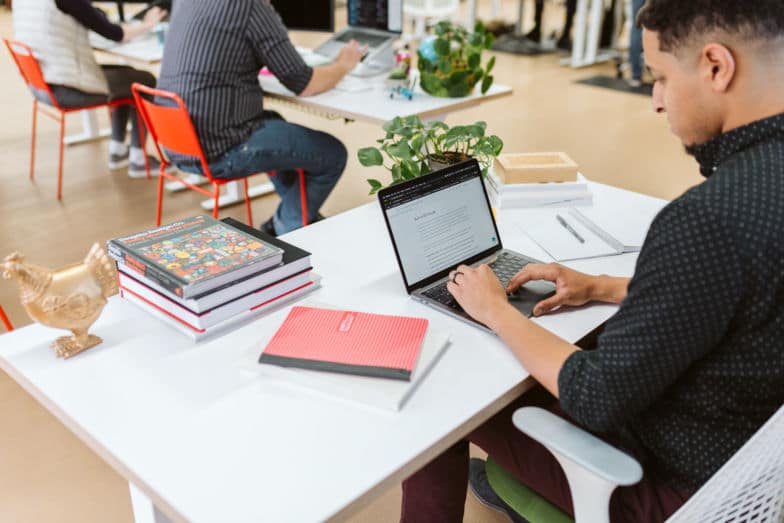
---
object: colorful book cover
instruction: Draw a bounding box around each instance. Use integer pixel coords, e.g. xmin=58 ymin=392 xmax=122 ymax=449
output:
xmin=108 ymin=215 xmax=283 ymax=297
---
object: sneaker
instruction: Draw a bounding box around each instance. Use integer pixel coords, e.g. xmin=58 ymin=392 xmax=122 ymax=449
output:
xmin=627 ymin=78 xmax=643 ymax=88
xmin=128 ymin=156 xmax=165 ymax=179
xmin=260 ymin=217 xmax=277 ymax=237
xmin=108 ymin=151 xmax=129 ymax=170
xmin=468 ymin=458 xmax=530 ymax=523
xmin=525 ymin=28 xmax=541 ymax=43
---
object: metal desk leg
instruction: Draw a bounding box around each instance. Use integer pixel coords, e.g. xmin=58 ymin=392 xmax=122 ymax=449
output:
xmin=199 ymin=180 xmax=276 ymax=211
xmin=566 ymin=0 xmax=619 ymax=68
xmin=128 ymin=483 xmax=173 ymax=523
xmin=63 ymin=110 xmax=111 ymax=146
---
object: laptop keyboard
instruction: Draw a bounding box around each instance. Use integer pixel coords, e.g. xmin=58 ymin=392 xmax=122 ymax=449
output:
xmin=422 ymin=252 xmax=530 ymax=310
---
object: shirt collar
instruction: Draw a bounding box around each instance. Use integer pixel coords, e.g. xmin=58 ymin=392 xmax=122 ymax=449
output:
xmin=687 ymin=112 xmax=784 ymax=178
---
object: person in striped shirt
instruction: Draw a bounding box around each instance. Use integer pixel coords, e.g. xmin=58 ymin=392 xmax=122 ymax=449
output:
xmin=158 ymin=0 xmax=364 ymax=235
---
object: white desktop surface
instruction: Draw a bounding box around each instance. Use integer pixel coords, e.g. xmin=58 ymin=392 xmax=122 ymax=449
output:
xmin=0 ymin=181 xmax=665 ymax=522
xmin=259 ymin=73 xmax=514 ymax=125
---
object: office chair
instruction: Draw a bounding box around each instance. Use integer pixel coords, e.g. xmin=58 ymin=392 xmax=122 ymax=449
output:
xmin=3 ymin=39 xmax=149 ymax=200
xmin=481 ymin=403 xmax=784 ymax=522
xmin=131 ymin=83 xmax=309 ymax=228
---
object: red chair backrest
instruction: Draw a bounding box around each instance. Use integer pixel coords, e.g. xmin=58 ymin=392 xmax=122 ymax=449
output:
xmin=3 ymin=38 xmax=58 ymax=108
xmin=131 ymin=83 xmax=214 ymax=181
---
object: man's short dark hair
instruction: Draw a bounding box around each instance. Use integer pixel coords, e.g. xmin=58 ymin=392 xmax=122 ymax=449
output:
xmin=637 ymin=0 xmax=784 ymax=53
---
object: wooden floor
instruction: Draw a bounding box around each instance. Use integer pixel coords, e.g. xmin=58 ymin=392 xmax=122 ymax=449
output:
xmin=0 ymin=2 xmax=702 ymax=522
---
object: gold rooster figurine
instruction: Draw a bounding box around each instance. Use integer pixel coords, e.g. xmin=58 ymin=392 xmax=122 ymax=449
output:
xmin=3 ymin=243 xmax=118 ymax=358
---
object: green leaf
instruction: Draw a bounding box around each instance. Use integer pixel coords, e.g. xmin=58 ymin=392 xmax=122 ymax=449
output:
xmin=486 ymin=55 xmax=496 ymax=73
xmin=447 ymin=70 xmax=469 ymax=87
xmin=390 ymin=164 xmax=403 ymax=182
xmin=410 ymin=133 xmax=425 ymax=155
xmin=481 ymin=74 xmax=494 ymax=94
xmin=469 ymin=33 xmax=484 ymax=47
xmin=382 ymin=116 xmax=403 ymax=133
xmin=488 ymin=135 xmax=504 ymax=155
xmin=474 ymin=20 xmax=485 ymax=34
xmin=484 ymin=33 xmax=495 ymax=49
xmin=357 ymin=147 xmax=384 ymax=167
xmin=387 ymin=141 xmax=414 ymax=161
xmin=400 ymin=159 xmax=421 ymax=180
xmin=420 ymin=73 xmax=449 ymax=96
xmin=437 ymin=59 xmax=452 ymax=75
xmin=367 ymin=179 xmax=383 ymax=195
xmin=467 ymin=52 xmax=480 ymax=69
xmin=448 ymin=83 xmax=472 ymax=97
xmin=434 ymin=38 xmax=450 ymax=56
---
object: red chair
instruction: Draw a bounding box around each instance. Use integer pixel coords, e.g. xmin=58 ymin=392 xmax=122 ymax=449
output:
xmin=131 ymin=83 xmax=309 ymax=228
xmin=3 ymin=38 xmax=149 ymax=200
xmin=0 ymin=305 xmax=13 ymax=332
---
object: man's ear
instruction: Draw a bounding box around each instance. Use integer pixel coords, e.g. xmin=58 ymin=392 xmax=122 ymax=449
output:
xmin=701 ymin=43 xmax=736 ymax=93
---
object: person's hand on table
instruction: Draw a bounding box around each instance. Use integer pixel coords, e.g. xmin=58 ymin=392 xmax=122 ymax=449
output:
xmin=447 ymin=264 xmax=511 ymax=327
xmin=335 ymin=40 xmax=367 ymax=74
xmin=142 ymin=6 xmax=168 ymax=29
xmin=507 ymin=263 xmax=596 ymax=316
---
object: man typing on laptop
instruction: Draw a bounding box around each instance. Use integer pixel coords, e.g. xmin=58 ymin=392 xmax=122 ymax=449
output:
xmin=401 ymin=1 xmax=784 ymax=521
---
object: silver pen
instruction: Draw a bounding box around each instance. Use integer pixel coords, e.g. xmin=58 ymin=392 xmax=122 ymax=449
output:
xmin=556 ymin=214 xmax=585 ymax=243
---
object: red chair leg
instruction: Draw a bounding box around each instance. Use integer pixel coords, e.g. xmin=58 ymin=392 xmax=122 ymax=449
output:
xmin=136 ymin=107 xmax=151 ymax=180
xmin=57 ymin=114 xmax=65 ymax=200
xmin=212 ymin=183 xmax=220 ymax=219
xmin=155 ymin=165 xmax=166 ymax=226
xmin=297 ymin=169 xmax=308 ymax=226
xmin=30 ymin=99 xmax=37 ymax=180
xmin=243 ymin=178 xmax=253 ymax=226
xmin=0 ymin=306 xmax=12 ymax=332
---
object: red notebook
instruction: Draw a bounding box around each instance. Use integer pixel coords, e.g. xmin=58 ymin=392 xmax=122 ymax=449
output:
xmin=258 ymin=306 xmax=429 ymax=381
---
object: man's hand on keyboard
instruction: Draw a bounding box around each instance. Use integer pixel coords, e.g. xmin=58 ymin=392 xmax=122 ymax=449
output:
xmin=335 ymin=40 xmax=368 ymax=74
xmin=447 ymin=264 xmax=509 ymax=327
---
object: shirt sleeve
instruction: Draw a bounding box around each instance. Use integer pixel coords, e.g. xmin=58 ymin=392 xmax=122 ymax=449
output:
xmin=557 ymin=192 xmax=746 ymax=433
xmin=55 ymin=0 xmax=124 ymax=42
xmin=248 ymin=1 xmax=313 ymax=95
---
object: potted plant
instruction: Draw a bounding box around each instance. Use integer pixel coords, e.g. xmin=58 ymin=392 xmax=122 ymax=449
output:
xmin=417 ymin=21 xmax=497 ymax=98
xmin=358 ymin=115 xmax=504 ymax=194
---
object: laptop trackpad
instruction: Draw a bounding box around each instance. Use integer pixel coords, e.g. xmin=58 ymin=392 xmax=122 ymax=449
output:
xmin=508 ymin=280 xmax=556 ymax=317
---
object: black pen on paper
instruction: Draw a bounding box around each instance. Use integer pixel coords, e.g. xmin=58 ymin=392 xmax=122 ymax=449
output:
xmin=556 ymin=214 xmax=585 ymax=243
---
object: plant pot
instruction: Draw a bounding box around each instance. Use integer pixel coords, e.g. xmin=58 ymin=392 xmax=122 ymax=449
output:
xmin=427 ymin=152 xmax=471 ymax=172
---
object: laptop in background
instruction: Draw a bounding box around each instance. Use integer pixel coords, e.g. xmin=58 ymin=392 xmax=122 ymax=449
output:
xmin=314 ymin=0 xmax=402 ymax=77
xmin=378 ymin=160 xmax=556 ymax=332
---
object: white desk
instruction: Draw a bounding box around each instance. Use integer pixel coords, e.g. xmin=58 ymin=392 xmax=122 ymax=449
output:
xmin=259 ymin=74 xmax=513 ymax=126
xmin=0 ymin=181 xmax=665 ymax=522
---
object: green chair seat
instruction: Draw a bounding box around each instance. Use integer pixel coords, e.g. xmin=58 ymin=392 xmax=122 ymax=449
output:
xmin=485 ymin=457 xmax=573 ymax=523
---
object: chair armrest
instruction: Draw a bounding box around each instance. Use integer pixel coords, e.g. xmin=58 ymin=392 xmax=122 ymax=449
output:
xmin=513 ymin=407 xmax=643 ymax=487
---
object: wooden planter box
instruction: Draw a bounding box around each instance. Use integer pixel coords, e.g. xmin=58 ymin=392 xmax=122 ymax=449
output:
xmin=494 ymin=152 xmax=578 ymax=184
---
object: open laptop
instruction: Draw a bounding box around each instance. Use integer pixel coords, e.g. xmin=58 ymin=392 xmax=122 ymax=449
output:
xmin=378 ymin=159 xmax=557 ymax=332
xmin=314 ymin=0 xmax=402 ymax=77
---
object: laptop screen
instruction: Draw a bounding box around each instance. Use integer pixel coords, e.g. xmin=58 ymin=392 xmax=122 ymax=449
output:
xmin=348 ymin=0 xmax=403 ymax=33
xmin=378 ymin=160 xmax=502 ymax=292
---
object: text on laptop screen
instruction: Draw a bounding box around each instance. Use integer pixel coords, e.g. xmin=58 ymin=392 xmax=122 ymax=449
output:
xmin=382 ymin=163 xmax=500 ymax=287
xmin=348 ymin=0 xmax=402 ymax=33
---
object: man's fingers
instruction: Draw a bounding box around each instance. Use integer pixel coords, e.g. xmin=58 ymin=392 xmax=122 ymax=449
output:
xmin=507 ymin=263 xmax=559 ymax=291
xmin=533 ymin=294 xmax=564 ymax=316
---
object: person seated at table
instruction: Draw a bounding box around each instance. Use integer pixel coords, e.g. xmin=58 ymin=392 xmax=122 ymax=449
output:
xmin=401 ymin=1 xmax=784 ymax=521
xmin=12 ymin=0 xmax=166 ymax=178
xmin=526 ymin=0 xmax=578 ymax=51
xmin=157 ymin=0 xmax=364 ymax=236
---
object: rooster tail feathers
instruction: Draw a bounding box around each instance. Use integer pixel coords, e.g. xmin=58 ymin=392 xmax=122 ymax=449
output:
xmin=85 ymin=243 xmax=118 ymax=298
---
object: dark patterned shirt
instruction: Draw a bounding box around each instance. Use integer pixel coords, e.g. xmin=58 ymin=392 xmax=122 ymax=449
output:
xmin=157 ymin=0 xmax=313 ymax=163
xmin=55 ymin=0 xmax=123 ymax=41
xmin=558 ymin=113 xmax=784 ymax=492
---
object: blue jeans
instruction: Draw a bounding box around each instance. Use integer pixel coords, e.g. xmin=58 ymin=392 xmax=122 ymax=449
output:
xmin=630 ymin=0 xmax=646 ymax=81
xmin=178 ymin=112 xmax=347 ymax=234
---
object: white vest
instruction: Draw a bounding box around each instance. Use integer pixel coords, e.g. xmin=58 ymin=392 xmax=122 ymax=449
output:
xmin=13 ymin=0 xmax=109 ymax=95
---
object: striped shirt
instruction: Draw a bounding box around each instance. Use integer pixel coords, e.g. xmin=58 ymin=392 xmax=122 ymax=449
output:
xmin=157 ymin=0 xmax=313 ymax=163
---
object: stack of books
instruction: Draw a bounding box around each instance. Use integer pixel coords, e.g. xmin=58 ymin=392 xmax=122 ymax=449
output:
xmin=484 ymin=170 xmax=594 ymax=209
xmin=107 ymin=215 xmax=318 ymax=340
